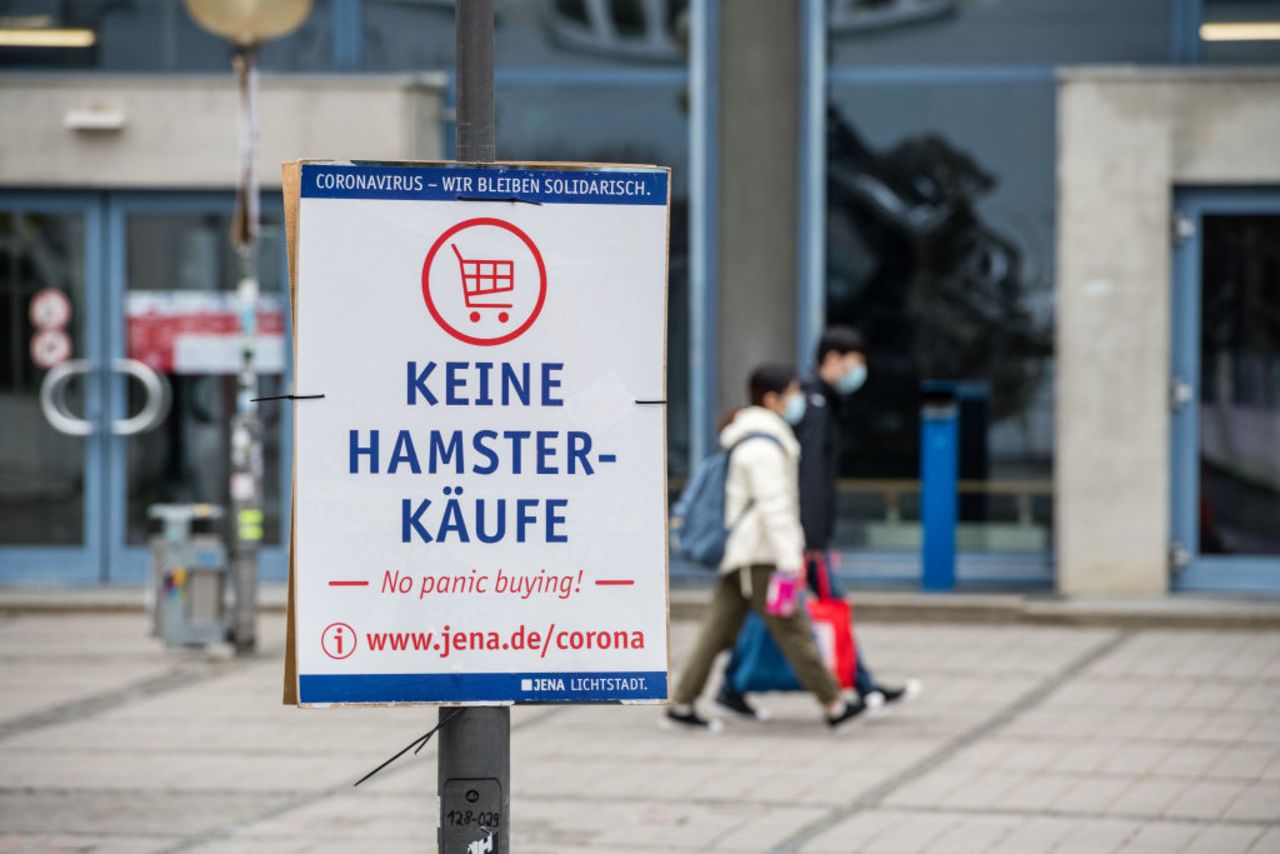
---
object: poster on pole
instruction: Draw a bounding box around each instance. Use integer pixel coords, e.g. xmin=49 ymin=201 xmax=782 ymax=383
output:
xmin=282 ymin=160 xmax=671 ymax=706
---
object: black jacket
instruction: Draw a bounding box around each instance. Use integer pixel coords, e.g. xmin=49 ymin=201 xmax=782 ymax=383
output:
xmin=796 ymin=375 xmax=841 ymax=550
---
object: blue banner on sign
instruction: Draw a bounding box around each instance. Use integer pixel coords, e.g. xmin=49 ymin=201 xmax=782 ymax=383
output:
xmin=301 ymin=164 xmax=668 ymax=206
xmin=299 ymin=671 xmax=668 ymax=704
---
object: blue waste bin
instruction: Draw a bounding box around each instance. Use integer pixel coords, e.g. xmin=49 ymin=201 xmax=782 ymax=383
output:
xmin=920 ymin=386 xmax=958 ymax=591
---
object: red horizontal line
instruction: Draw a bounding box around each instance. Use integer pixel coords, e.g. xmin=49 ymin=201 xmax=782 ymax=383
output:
xmin=594 ymin=579 xmax=634 ymax=586
xmin=328 ymin=580 xmax=369 ymax=587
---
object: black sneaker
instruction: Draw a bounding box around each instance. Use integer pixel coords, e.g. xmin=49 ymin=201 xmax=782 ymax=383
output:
xmin=663 ymin=706 xmax=723 ymax=733
xmin=874 ymin=679 xmax=922 ymax=704
xmin=714 ymin=689 xmax=770 ymax=722
xmin=825 ymin=699 xmax=866 ymax=731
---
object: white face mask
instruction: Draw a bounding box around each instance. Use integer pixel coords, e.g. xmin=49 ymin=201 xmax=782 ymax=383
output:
xmin=836 ymin=362 xmax=867 ymax=395
xmin=782 ymin=392 xmax=807 ymax=425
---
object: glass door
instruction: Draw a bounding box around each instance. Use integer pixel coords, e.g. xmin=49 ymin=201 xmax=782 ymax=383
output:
xmin=0 ymin=195 xmax=105 ymax=583
xmin=1172 ymin=189 xmax=1280 ymax=592
xmin=105 ymin=195 xmax=291 ymax=582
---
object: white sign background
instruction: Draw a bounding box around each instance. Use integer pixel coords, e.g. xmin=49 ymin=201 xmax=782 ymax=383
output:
xmin=293 ymin=163 xmax=670 ymax=706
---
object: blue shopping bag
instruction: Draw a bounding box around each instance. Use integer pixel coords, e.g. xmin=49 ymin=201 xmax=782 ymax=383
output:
xmin=728 ymin=611 xmax=803 ymax=694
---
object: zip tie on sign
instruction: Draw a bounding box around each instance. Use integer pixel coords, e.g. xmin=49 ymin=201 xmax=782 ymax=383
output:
xmin=454 ymin=195 xmax=542 ymax=206
xmin=634 ymin=399 xmax=666 ymax=405
xmin=250 ymin=394 xmax=327 ymax=402
xmin=353 ymin=709 xmax=464 ymax=787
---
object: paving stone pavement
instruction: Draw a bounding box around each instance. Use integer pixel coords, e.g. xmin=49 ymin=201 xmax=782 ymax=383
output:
xmin=1 ymin=612 xmax=1278 ymax=852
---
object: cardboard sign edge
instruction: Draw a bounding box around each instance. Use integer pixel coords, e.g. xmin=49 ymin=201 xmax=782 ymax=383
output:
xmin=282 ymin=159 xmax=302 ymax=706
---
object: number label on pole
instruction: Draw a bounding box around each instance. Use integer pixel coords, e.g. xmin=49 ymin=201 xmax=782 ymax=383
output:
xmin=284 ymin=160 xmax=671 ymax=706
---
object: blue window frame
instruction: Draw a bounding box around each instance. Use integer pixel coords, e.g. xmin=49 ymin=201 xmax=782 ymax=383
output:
xmin=1171 ymin=187 xmax=1280 ymax=593
xmin=810 ymin=3 xmax=1067 ymax=589
xmin=0 ymin=192 xmax=106 ymax=584
xmin=0 ymin=191 xmax=292 ymax=586
xmin=104 ymin=192 xmax=293 ymax=585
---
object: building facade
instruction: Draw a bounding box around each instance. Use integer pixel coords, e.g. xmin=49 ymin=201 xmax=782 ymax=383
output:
xmin=0 ymin=0 xmax=1276 ymax=594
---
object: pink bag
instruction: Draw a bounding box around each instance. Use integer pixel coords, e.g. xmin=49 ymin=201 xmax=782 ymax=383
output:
xmin=764 ymin=571 xmax=799 ymax=617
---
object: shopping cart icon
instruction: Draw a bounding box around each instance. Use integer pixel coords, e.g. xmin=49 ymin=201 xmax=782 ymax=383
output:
xmin=452 ymin=244 xmax=514 ymax=323
xmin=422 ymin=217 xmax=546 ymax=346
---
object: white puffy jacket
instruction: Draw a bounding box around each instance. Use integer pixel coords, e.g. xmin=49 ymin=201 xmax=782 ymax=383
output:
xmin=719 ymin=406 xmax=805 ymax=578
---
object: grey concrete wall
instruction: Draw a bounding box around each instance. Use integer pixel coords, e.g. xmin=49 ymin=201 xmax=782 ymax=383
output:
xmin=0 ymin=74 xmax=446 ymax=188
xmin=1056 ymin=67 xmax=1280 ymax=595
xmin=715 ymin=0 xmax=799 ymax=411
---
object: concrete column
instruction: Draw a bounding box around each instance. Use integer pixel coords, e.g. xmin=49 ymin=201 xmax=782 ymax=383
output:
xmin=1056 ymin=74 xmax=1175 ymax=596
xmin=715 ymin=0 xmax=800 ymax=412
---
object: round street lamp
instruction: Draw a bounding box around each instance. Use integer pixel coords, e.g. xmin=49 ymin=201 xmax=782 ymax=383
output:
xmin=185 ymin=0 xmax=313 ymax=46
xmin=185 ymin=0 xmax=313 ymax=655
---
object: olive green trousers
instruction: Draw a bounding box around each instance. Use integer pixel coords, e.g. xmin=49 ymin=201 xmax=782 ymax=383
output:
xmin=672 ymin=564 xmax=840 ymax=707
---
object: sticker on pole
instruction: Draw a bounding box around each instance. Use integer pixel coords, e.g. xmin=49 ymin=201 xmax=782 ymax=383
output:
xmin=288 ymin=161 xmax=671 ymax=706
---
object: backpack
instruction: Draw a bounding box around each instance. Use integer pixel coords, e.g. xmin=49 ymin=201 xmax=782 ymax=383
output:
xmin=671 ymin=433 xmax=783 ymax=568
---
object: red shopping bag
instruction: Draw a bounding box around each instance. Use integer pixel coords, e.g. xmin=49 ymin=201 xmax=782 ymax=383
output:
xmin=807 ymin=556 xmax=857 ymax=690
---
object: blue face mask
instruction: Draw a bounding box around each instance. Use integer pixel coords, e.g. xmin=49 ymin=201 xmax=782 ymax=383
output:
xmin=782 ymin=393 xmax=807 ymax=425
xmin=836 ymin=362 xmax=867 ymax=395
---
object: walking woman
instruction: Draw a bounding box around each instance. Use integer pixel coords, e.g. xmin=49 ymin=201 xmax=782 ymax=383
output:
xmin=666 ymin=363 xmax=865 ymax=732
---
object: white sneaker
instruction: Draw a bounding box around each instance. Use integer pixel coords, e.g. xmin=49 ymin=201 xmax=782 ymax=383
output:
xmin=862 ymin=690 xmax=888 ymax=717
xmin=874 ymin=679 xmax=922 ymax=706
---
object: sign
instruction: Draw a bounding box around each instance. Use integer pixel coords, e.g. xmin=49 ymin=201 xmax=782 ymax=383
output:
xmin=29 ymin=288 xmax=73 ymax=368
xmin=29 ymin=288 xmax=72 ymax=330
xmin=31 ymin=329 xmax=72 ymax=369
xmin=126 ymin=292 xmax=286 ymax=374
xmin=287 ymin=161 xmax=671 ymax=706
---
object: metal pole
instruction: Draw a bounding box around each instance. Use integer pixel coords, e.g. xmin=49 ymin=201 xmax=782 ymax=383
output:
xmin=440 ymin=4 xmax=508 ymax=853
xmin=796 ymin=0 xmax=827 ymax=368
xmin=229 ymin=46 xmax=263 ymax=655
xmin=687 ymin=0 xmax=718 ymax=467
xmin=455 ymin=0 xmax=495 ymax=164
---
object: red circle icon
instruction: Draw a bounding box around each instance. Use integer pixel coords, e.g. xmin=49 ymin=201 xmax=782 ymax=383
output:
xmin=29 ymin=288 xmax=72 ymax=330
xmin=31 ymin=329 xmax=73 ymax=369
xmin=421 ymin=217 xmax=547 ymax=347
xmin=320 ymin=622 xmax=356 ymax=660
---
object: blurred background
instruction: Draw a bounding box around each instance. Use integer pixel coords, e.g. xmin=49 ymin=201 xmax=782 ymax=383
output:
xmin=0 ymin=0 xmax=1277 ymax=599
xmin=1 ymin=6 xmax=1279 ymax=854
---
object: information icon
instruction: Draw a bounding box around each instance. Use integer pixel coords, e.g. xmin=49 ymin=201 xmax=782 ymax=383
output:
xmin=320 ymin=622 xmax=356 ymax=660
